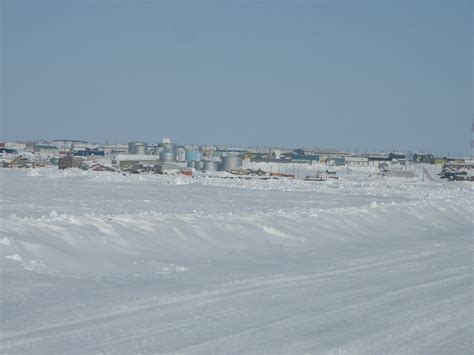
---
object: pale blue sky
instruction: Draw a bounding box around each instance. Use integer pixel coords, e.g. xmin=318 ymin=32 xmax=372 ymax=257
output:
xmin=1 ymin=0 xmax=472 ymax=155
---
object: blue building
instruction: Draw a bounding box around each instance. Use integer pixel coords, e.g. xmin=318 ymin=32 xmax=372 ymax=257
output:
xmin=74 ymin=149 xmax=105 ymax=157
xmin=292 ymin=154 xmax=320 ymax=162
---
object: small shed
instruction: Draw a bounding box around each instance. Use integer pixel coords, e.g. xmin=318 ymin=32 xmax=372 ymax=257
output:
xmin=58 ymin=156 xmax=83 ymax=169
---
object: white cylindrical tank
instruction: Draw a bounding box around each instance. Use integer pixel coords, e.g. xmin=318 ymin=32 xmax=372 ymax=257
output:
xmin=159 ymin=150 xmax=176 ymax=162
xmin=176 ymin=147 xmax=186 ymax=162
xmin=203 ymin=160 xmax=218 ymax=172
xmin=133 ymin=143 xmax=148 ymax=155
xmin=221 ymin=155 xmax=242 ymax=171
xmin=194 ymin=161 xmax=204 ymax=170
xmin=128 ymin=142 xmax=142 ymax=154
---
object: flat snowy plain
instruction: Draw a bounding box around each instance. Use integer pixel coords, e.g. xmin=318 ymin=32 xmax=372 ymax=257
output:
xmin=1 ymin=164 xmax=472 ymax=354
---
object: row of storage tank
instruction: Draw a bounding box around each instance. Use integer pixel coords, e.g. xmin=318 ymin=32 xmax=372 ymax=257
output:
xmin=128 ymin=142 xmax=183 ymax=162
xmin=187 ymin=155 xmax=243 ymax=172
xmin=128 ymin=142 xmax=178 ymax=156
xmin=127 ymin=142 xmax=242 ymax=171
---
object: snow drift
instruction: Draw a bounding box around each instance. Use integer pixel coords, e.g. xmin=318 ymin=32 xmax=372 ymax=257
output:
xmin=1 ymin=167 xmax=472 ymax=353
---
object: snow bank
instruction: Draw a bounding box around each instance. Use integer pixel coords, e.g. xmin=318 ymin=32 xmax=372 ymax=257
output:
xmin=1 ymin=167 xmax=471 ymax=278
xmin=1 ymin=167 xmax=472 ymax=353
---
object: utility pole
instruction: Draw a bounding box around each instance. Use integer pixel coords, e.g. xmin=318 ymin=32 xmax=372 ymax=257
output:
xmin=421 ymin=149 xmax=424 ymax=182
xmin=471 ymin=120 xmax=474 ymax=161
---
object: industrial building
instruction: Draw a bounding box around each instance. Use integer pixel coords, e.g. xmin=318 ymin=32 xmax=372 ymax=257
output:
xmin=33 ymin=144 xmax=59 ymax=159
xmin=103 ymin=143 xmax=129 ymax=154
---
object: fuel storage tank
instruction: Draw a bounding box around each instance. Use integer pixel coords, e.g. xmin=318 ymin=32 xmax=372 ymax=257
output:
xmin=159 ymin=150 xmax=176 ymax=162
xmin=128 ymin=142 xmax=144 ymax=154
xmin=185 ymin=150 xmax=201 ymax=162
xmin=176 ymin=147 xmax=186 ymax=162
xmin=194 ymin=161 xmax=204 ymax=170
xmin=203 ymin=160 xmax=218 ymax=172
xmin=133 ymin=143 xmax=148 ymax=155
xmin=221 ymin=155 xmax=242 ymax=171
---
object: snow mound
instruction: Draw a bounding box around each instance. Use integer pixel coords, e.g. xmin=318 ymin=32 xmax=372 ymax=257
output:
xmin=1 ymin=167 xmax=472 ymax=354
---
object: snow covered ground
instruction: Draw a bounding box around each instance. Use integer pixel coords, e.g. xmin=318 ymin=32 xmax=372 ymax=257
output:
xmin=1 ymin=165 xmax=472 ymax=353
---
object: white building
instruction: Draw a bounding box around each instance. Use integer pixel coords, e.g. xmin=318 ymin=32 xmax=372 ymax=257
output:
xmin=4 ymin=142 xmax=27 ymax=151
xmin=103 ymin=144 xmax=128 ymax=154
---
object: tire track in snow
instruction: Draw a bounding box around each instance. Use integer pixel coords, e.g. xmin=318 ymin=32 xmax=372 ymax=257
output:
xmin=2 ymin=249 xmax=470 ymax=352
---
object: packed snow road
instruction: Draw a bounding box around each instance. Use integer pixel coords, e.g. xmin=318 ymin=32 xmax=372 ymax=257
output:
xmin=0 ymin=166 xmax=472 ymax=353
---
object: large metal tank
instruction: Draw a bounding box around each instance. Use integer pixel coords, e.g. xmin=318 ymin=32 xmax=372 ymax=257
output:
xmin=194 ymin=161 xmax=204 ymax=170
xmin=176 ymin=147 xmax=186 ymax=162
xmin=133 ymin=143 xmax=148 ymax=155
xmin=153 ymin=146 xmax=164 ymax=156
xmin=221 ymin=155 xmax=242 ymax=171
xmin=185 ymin=150 xmax=201 ymax=162
xmin=203 ymin=160 xmax=218 ymax=172
xmin=159 ymin=150 xmax=176 ymax=162
xmin=128 ymin=142 xmax=140 ymax=154
xmin=186 ymin=160 xmax=196 ymax=168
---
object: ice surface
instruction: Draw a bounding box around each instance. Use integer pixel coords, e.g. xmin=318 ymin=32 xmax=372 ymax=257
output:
xmin=0 ymin=166 xmax=472 ymax=353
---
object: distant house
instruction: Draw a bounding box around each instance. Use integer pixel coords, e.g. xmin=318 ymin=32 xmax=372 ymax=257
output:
xmin=443 ymin=161 xmax=474 ymax=170
xmin=292 ymin=153 xmax=320 ymax=162
xmin=73 ymin=149 xmax=105 ymax=157
xmin=0 ymin=148 xmax=17 ymax=154
xmin=103 ymin=144 xmax=128 ymax=154
xmin=58 ymin=156 xmax=83 ymax=169
xmin=34 ymin=144 xmax=59 ymax=158
xmin=413 ymin=154 xmax=434 ymax=164
xmin=389 ymin=153 xmax=406 ymax=160
xmin=345 ymin=156 xmax=371 ymax=166
xmin=327 ymin=157 xmax=346 ymax=166
xmin=154 ymin=162 xmax=180 ymax=174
